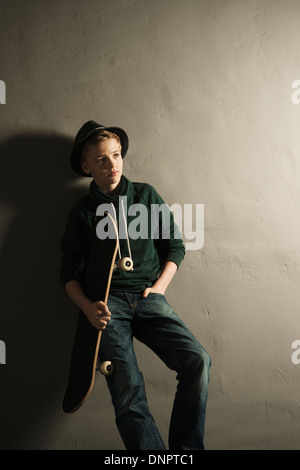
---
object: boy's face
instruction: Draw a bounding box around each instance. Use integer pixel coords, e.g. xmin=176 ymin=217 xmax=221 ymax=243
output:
xmin=81 ymin=138 xmax=123 ymax=193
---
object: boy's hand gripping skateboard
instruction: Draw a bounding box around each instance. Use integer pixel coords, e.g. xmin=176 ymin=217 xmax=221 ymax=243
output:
xmin=63 ymin=212 xmax=132 ymax=414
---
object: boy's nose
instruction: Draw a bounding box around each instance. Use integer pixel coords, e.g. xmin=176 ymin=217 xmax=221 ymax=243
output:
xmin=108 ymin=157 xmax=116 ymax=167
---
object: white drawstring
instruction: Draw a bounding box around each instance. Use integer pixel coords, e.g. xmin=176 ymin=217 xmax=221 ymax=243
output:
xmin=110 ymin=201 xmax=133 ymax=265
xmin=120 ymin=199 xmax=133 ymax=262
xmin=110 ymin=203 xmax=122 ymax=260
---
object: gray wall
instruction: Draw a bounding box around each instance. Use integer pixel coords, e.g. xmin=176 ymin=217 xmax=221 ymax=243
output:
xmin=1 ymin=0 xmax=300 ymax=450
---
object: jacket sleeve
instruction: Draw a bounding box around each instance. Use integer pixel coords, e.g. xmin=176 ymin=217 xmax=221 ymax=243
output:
xmin=148 ymin=186 xmax=185 ymax=269
xmin=59 ymin=203 xmax=89 ymax=290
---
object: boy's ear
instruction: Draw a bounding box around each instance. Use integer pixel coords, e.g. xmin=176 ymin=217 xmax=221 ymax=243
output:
xmin=80 ymin=160 xmax=92 ymax=175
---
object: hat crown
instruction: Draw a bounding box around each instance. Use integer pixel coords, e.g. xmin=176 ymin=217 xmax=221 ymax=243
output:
xmin=74 ymin=120 xmax=104 ymax=146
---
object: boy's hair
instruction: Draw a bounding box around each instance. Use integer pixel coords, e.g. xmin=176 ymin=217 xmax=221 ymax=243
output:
xmin=81 ymin=130 xmax=122 ymax=161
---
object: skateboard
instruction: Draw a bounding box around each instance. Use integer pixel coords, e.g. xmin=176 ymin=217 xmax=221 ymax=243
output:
xmin=62 ymin=211 xmax=133 ymax=414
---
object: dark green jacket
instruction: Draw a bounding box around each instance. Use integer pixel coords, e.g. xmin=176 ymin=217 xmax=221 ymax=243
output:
xmin=60 ymin=175 xmax=185 ymax=295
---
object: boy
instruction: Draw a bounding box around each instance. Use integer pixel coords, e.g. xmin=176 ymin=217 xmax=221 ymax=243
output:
xmin=60 ymin=120 xmax=210 ymax=450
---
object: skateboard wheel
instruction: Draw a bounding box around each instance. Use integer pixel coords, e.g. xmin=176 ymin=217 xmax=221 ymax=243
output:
xmin=99 ymin=361 xmax=114 ymax=376
xmin=118 ymin=257 xmax=133 ymax=271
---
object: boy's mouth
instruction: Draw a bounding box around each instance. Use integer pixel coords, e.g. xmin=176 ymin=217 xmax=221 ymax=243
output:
xmin=109 ymin=170 xmax=118 ymax=177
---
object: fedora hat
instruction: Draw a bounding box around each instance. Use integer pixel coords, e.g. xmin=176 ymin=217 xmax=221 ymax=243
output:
xmin=70 ymin=120 xmax=129 ymax=176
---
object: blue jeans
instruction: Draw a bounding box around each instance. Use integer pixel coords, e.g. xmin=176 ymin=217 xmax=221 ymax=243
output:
xmin=99 ymin=292 xmax=211 ymax=450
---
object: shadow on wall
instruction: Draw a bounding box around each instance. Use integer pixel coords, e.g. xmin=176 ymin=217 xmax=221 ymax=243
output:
xmin=0 ymin=132 xmax=86 ymax=449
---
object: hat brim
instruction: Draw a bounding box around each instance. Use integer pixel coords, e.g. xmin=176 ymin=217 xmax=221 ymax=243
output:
xmin=71 ymin=126 xmax=129 ymax=177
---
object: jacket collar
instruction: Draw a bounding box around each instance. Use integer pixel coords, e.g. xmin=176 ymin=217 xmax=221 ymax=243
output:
xmin=89 ymin=175 xmax=128 ymax=207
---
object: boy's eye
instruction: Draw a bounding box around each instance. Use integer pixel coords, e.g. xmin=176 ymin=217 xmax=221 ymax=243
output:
xmin=113 ymin=153 xmax=120 ymax=158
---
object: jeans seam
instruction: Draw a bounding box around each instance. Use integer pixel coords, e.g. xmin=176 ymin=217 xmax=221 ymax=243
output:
xmin=130 ymin=401 xmax=165 ymax=449
xmin=129 ymin=294 xmax=138 ymax=314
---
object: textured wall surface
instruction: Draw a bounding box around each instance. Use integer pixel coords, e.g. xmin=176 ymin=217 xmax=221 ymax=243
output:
xmin=1 ymin=0 xmax=300 ymax=450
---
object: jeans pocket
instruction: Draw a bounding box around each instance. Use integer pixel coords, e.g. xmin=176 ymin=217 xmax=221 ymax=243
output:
xmin=146 ymin=292 xmax=165 ymax=298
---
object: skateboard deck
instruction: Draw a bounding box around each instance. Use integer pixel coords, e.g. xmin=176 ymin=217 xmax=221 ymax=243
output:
xmin=63 ymin=212 xmax=119 ymax=414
